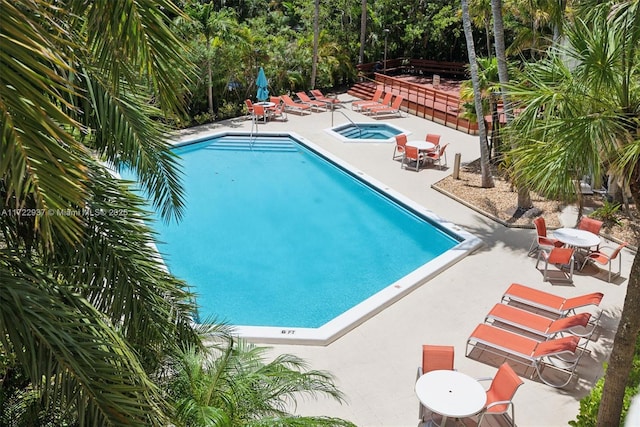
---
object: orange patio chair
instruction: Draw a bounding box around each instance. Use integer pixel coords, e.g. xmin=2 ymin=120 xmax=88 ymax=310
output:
xmin=581 ymin=241 xmax=628 ymax=282
xmin=425 ymin=133 xmax=441 ymax=148
xmin=352 ymin=88 xmax=383 ymax=111
xmin=485 ymin=303 xmax=597 ymax=341
xmin=528 ymin=217 xmax=564 ymax=257
xmin=280 ymin=94 xmax=311 ymax=115
xmin=466 ymin=323 xmax=584 ymax=388
xmin=474 ymin=363 xmax=524 ymax=427
xmin=251 ymin=103 xmax=268 ymax=123
xmin=392 ymin=134 xmax=407 ymax=160
xmin=311 ymin=89 xmax=341 ymax=107
xmin=417 ymin=345 xmax=455 ymax=421
xmin=401 ymin=144 xmax=423 ymax=172
xmin=536 ymin=247 xmax=575 ymax=283
xmin=500 ymin=283 xmax=604 ymax=317
xmin=296 ymin=91 xmax=327 ymax=111
xmin=244 ymin=99 xmax=254 ymax=118
xmin=425 ymin=143 xmax=448 ymax=168
xmin=577 ymin=217 xmax=603 ymax=235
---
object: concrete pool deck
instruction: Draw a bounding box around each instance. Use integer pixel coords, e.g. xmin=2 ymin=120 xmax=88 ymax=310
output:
xmin=176 ymin=95 xmax=634 ymax=427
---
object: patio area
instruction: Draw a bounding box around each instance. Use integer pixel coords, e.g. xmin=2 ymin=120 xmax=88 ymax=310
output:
xmin=177 ymin=93 xmax=634 ymax=427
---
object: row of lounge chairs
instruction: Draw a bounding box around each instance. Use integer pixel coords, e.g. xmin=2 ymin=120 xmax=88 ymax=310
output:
xmin=466 ymin=283 xmax=604 ymax=388
xmin=245 ymin=90 xmax=342 ymax=121
xmin=352 ymin=88 xmax=404 ymax=117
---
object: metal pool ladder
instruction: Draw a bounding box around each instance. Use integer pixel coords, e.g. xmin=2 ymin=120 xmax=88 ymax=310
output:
xmin=333 ymin=110 xmax=362 ymax=139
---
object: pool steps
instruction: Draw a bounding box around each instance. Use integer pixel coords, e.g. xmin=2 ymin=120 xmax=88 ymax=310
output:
xmin=205 ymin=136 xmax=297 ymax=152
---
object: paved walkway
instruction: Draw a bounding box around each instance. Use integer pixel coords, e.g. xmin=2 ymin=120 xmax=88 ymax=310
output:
xmin=178 ymin=95 xmax=633 ymax=427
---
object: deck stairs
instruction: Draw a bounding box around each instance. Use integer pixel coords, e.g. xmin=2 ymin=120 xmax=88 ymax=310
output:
xmin=347 ymin=81 xmax=378 ymax=102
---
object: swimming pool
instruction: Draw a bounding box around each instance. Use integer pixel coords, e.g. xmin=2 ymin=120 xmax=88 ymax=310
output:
xmin=132 ymin=132 xmax=481 ymax=344
xmin=325 ymin=122 xmax=409 ymax=143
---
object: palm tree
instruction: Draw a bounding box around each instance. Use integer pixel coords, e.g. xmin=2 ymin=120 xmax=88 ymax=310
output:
xmin=461 ymin=0 xmax=496 ymax=188
xmin=505 ymin=1 xmax=639 ymax=424
xmin=166 ymin=327 xmax=355 ymax=427
xmin=311 ymin=0 xmax=321 ymax=88
xmin=492 ymin=0 xmax=533 ymax=209
xmin=359 ymin=0 xmax=367 ymax=64
xmin=1 ymin=0 xmax=200 ymax=424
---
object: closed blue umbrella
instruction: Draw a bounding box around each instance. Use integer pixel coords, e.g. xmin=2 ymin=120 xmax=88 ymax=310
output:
xmin=256 ymin=67 xmax=269 ymax=101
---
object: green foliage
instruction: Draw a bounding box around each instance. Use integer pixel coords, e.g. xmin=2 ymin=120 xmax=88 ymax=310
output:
xmin=590 ymin=201 xmax=623 ymax=227
xmin=570 ymin=336 xmax=640 ymax=426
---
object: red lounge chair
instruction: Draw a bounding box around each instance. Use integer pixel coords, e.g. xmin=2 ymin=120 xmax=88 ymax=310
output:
xmin=528 ymin=217 xmax=564 ymax=257
xmin=352 ymin=88 xmax=383 ymax=111
xmin=296 ymin=91 xmax=327 ymax=111
xmin=501 ymin=283 xmax=604 ymax=317
xmin=466 ymin=323 xmax=584 ymax=388
xmin=367 ymin=95 xmax=404 ymax=117
xmin=280 ymin=94 xmax=311 ymax=115
xmin=311 ymin=89 xmax=341 ymax=107
xmin=485 ymin=303 xmax=596 ymax=340
xmin=361 ymin=92 xmax=393 ymax=114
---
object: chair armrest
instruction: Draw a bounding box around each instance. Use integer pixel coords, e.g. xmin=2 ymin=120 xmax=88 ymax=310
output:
xmin=486 ymin=399 xmax=514 ymax=411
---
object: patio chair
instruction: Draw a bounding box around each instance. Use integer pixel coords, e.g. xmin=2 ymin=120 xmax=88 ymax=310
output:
xmin=581 ymin=241 xmax=628 ymax=282
xmin=425 ymin=133 xmax=441 ymax=145
xmin=401 ymin=145 xmax=424 ymax=172
xmin=466 ymin=323 xmax=584 ymax=388
xmin=251 ymin=103 xmax=268 ymax=123
xmin=425 ymin=143 xmax=448 ymax=168
xmin=485 ymin=303 xmax=597 ymax=341
xmin=367 ymin=95 xmax=404 ymax=118
xmin=270 ymin=100 xmax=287 ymax=121
xmin=577 ymin=217 xmax=603 ymax=235
xmin=360 ymin=92 xmax=393 ymax=114
xmin=528 ymin=217 xmax=564 ymax=257
xmin=474 ymin=363 xmax=524 ymax=427
xmin=536 ymin=247 xmax=575 ymax=283
xmin=501 ymin=283 xmax=604 ymax=317
xmin=417 ymin=345 xmax=455 ymax=421
xmin=244 ymin=99 xmax=254 ymax=118
xmin=296 ymin=91 xmax=327 ymax=111
xmin=280 ymin=94 xmax=312 ymax=115
xmin=310 ymin=89 xmax=341 ymax=107
xmin=392 ymin=134 xmax=407 ymax=160
xmin=352 ymin=88 xmax=383 ymax=111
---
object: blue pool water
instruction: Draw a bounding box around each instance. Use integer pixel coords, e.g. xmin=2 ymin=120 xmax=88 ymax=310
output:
xmin=326 ymin=122 xmax=408 ymax=143
xmin=130 ymin=134 xmax=460 ymax=329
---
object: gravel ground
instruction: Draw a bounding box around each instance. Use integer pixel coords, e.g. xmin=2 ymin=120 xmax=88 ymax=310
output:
xmin=433 ymin=159 xmax=639 ymax=249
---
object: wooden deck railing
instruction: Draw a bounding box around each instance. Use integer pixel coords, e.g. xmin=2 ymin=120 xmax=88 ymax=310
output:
xmin=374 ymin=73 xmax=478 ymax=134
xmin=357 ymin=58 xmax=468 ymax=78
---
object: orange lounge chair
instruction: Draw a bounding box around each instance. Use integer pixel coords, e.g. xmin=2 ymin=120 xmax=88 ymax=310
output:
xmin=466 ymin=323 xmax=584 ymax=388
xmin=280 ymin=94 xmax=311 ymax=115
xmin=352 ymin=88 xmax=383 ymax=111
xmin=296 ymin=91 xmax=327 ymax=111
xmin=485 ymin=303 xmax=597 ymax=341
xmin=367 ymin=95 xmax=404 ymax=117
xmin=501 ymin=283 xmax=604 ymax=317
xmin=361 ymin=92 xmax=393 ymax=114
xmin=311 ymin=89 xmax=341 ymax=107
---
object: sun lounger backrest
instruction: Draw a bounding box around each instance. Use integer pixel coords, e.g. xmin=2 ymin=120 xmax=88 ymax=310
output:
xmin=547 ymin=313 xmax=592 ymax=334
xmin=532 ymin=335 xmax=579 ymax=357
xmin=562 ymin=293 xmax=604 ymax=311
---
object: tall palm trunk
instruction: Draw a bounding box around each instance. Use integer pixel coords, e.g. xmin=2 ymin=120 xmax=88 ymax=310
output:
xmin=311 ymin=0 xmax=320 ymax=88
xmin=462 ymin=0 xmax=494 ymax=188
xmin=359 ymin=0 xmax=367 ymax=64
xmin=491 ymin=0 xmax=531 ymax=208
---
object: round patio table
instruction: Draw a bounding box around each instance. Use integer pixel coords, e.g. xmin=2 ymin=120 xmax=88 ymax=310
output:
xmin=415 ymin=370 xmax=486 ymax=426
xmin=553 ymin=228 xmax=600 ymax=249
xmin=407 ymin=140 xmax=436 ymax=152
